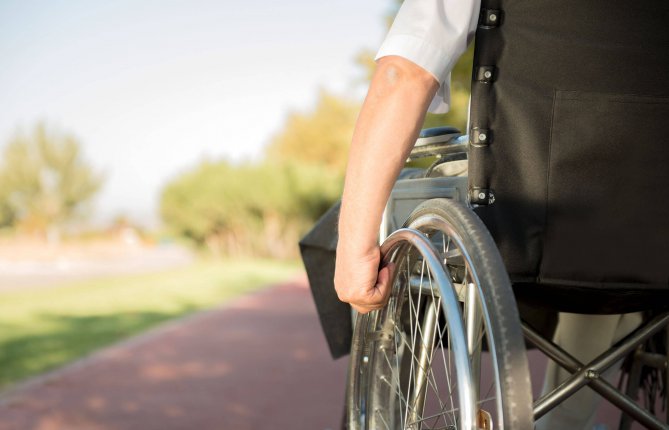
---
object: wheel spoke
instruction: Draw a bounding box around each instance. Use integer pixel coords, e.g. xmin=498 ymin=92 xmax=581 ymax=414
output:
xmin=407 ymin=395 xmax=498 ymax=427
xmin=380 ymin=348 xmax=410 ymax=416
xmin=350 ymin=200 xmax=532 ymax=429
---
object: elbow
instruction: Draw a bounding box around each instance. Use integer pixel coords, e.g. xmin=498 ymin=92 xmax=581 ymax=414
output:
xmin=374 ymin=56 xmax=439 ymax=93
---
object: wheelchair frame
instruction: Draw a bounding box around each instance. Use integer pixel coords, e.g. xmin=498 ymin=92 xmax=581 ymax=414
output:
xmin=347 ymin=127 xmax=669 ymax=430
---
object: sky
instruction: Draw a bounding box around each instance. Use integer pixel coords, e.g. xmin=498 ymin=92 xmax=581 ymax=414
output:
xmin=0 ymin=0 xmax=389 ymax=226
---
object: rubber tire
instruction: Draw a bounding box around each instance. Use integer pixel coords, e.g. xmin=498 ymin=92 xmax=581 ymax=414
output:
xmin=346 ymin=198 xmax=533 ymax=430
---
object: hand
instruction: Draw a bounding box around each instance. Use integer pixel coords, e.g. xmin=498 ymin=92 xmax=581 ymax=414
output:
xmin=334 ymin=245 xmax=393 ymax=314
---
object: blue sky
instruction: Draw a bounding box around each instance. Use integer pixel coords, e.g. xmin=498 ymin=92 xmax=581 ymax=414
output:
xmin=0 ymin=0 xmax=389 ymax=226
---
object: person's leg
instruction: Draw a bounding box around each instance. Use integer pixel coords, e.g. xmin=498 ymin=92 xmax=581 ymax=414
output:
xmin=535 ymin=312 xmax=642 ymax=430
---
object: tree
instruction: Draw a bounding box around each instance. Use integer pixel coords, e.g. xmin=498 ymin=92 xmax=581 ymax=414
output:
xmin=266 ymin=91 xmax=359 ymax=175
xmin=0 ymin=123 xmax=103 ymax=236
xmin=160 ymin=159 xmax=341 ymax=257
xmin=0 ymin=187 xmax=15 ymax=229
xmin=161 ymin=90 xmax=355 ymax=257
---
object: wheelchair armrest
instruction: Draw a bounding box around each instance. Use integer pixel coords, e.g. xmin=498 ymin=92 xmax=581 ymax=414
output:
xmin=418 ymin=126 xmax=460 ymax=139
xmin=410 ymin=126 xmax=468 ymax=160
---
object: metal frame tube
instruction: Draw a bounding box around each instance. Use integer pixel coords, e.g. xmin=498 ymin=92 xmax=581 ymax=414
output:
xmin=465 ymin=282 xmax=483 ymax=402
xmin=522 ymin=313 xmax=669 ymax=429
xmin=533 ymin=370 xmax=591 ymax=418
xmin=590 ymin=377 xmax=666 ymax=430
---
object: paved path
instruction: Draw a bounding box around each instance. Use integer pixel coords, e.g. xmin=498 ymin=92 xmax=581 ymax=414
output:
xmin=0 ymin=276 xmax=650 ymax=430
xmin=0 ymin=278 xmax=348 ymax=430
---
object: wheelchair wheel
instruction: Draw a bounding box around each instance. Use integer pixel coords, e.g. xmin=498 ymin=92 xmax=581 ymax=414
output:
xmin=346 ymin=198 xmax=533 ymax=430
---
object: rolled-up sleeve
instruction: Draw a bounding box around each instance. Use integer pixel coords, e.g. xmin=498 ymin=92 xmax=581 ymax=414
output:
xmin=376 ymin=0 xmax=480 ymax=113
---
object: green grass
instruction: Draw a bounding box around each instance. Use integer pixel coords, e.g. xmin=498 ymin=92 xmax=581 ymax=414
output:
xmin=0 ymin=259 xmax=299 ymax=390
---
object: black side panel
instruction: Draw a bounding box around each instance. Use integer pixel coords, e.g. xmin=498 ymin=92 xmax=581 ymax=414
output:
xmin=299 ymin=201 xmax=352 ymax=359
xmin=469 ymin=0 xmax=669 ymax=311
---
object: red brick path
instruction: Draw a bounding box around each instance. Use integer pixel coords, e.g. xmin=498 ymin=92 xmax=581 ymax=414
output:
xmin=0 ymin=278 xmax=348 ymax=430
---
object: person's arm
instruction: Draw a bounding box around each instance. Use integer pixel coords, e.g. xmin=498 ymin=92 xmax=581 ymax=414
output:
xmin=334 ymin=55 xmax=439 ymax=314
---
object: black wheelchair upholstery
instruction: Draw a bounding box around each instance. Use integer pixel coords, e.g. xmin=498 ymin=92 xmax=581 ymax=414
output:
xmin=468 ymin=0 xmax=669 ymax=314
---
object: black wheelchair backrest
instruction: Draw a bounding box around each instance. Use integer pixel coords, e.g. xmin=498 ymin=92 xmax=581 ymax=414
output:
xmin=468 ymin=0 xmax=669 ymax=312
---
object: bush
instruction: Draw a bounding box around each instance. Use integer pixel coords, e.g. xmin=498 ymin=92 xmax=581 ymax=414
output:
xmin=160 ymin=160 xmax=342 ymax=258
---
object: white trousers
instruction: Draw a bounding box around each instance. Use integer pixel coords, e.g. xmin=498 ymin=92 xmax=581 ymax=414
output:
xmin=535 ymin=312 xmax=642 ymax=430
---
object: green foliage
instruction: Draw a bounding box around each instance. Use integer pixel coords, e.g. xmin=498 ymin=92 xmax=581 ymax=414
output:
xmin=161 ymin=90 xmax=355 ymax=257
xmin=0 ymin=187 xmax=15 ymax=229
xmin=267 ymin=91 xmax=359 ymax=174
xmin=0 ymin=123 xmax=103 ymax=234
xmin=160 ymin=159 xmax=342 ymax=257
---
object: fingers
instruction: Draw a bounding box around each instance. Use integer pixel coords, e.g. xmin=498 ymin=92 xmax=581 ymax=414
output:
xmin=341 ymin=262 xmax=395 ymax=315
xmin=334 ymin=244 xmax=398 ymax=314
xmin=346 ymin=287 xmax=386 ymax=314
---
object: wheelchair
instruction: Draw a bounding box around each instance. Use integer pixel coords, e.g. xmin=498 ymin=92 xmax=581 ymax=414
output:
xmin=345 ymin=128 xmax=669 ymax=430
xmin=341 ymin=1 xmax=669 ymax=429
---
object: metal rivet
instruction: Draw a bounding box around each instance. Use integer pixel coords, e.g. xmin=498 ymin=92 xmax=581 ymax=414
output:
xmin=483 ymin=71 xmax=492 ymax=79
xmin=489 ymin=13 xmax=497 ymax=22
xmin=585 ymin=369 xmax=599 ymax=380
xmin=478 ymin=192 xmax=486 ymax=200
xmin=478 ymin=133 xmax=487 ymax=141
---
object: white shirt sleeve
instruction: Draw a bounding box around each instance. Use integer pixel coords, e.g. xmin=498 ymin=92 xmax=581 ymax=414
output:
xmin=375 ymin=0 xmax=481 ymax=114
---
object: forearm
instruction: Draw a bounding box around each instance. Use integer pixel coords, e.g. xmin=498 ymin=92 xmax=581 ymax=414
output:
xmin=338 ymin=56 xmax=439 ymax=256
